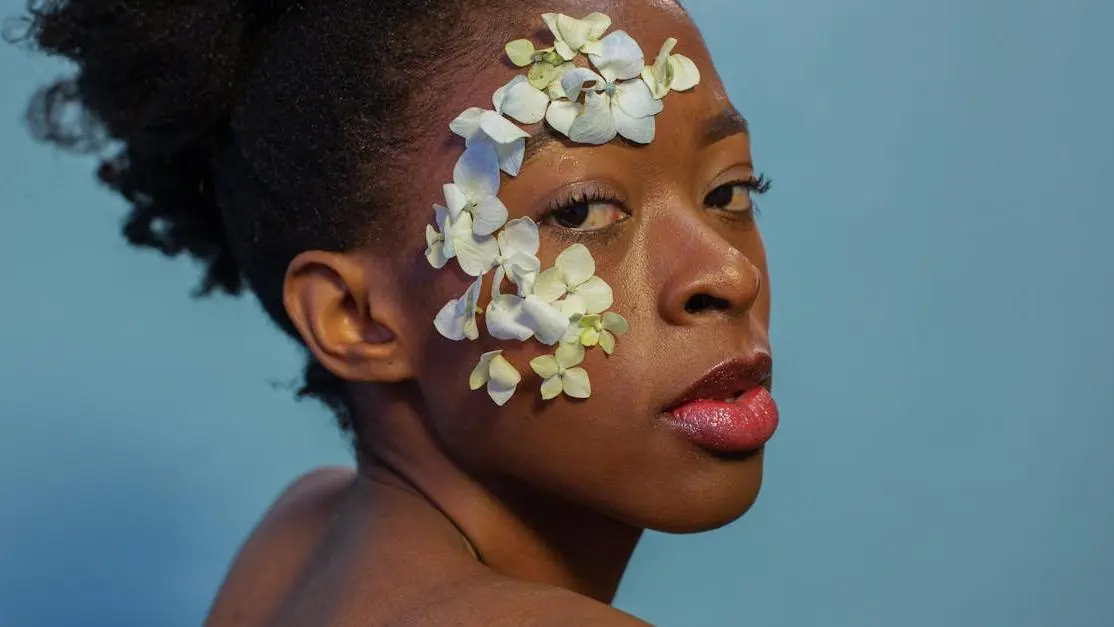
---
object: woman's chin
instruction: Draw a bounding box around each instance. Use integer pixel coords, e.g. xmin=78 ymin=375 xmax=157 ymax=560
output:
xmin=609 ymin=450 xmax=766 ymax=534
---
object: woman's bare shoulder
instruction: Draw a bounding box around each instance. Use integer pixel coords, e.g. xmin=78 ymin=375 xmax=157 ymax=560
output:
xmin=205 ymin=466 xmax=357 ymax=627
xmin=382 ymin=577 xmax=651 ymax=627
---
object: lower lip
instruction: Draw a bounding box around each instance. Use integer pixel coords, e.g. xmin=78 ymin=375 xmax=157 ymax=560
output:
xmin=666 ymin=387 xmax=779 ymax=453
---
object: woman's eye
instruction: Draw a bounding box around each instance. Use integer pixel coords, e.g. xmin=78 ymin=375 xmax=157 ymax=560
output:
xmin=545 ymin=201 xmax=628 ymax=231
xmin=705 ymin=182 xmax=754 ymax=213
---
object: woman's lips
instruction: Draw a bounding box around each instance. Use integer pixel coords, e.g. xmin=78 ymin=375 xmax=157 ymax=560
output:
xmin=666 ymin=387 xmax=779 ymax=453
xmin=664 ymin=354 xmax=779 ymax=453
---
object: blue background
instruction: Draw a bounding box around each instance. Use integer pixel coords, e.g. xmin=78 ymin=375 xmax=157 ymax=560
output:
xmin=2 ymin=0 xmax=1112 ymax=625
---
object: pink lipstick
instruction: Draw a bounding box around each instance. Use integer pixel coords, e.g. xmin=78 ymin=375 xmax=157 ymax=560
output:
xmin=665 ymin=355 xmax=779 ymax=453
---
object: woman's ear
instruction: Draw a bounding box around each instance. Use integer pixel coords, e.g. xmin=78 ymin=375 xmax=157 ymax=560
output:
xmin=283 ymin=250 xmax=415 ymax=384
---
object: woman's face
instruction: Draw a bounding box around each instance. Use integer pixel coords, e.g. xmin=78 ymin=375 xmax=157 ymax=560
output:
xmin=396 ymin=0 xmax=772 ymax=532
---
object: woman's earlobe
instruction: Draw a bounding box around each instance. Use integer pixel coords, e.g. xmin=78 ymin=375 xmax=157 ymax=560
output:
xmin=283 ymin=250 xmax=415 ymax=384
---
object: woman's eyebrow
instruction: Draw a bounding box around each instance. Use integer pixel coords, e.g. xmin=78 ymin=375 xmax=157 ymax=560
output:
xmin=701 ymin=108 xmax=749 ymax=145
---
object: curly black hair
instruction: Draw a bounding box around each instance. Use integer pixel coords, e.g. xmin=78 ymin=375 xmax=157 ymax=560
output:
xmin=14 ymin=0 xmax=509 ymax=438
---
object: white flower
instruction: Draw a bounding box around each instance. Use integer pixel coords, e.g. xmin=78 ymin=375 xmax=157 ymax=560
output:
xmin=434 ymin=276 xmax=483 ymax=341
xmin=641 ymin=37 xmax=701 ymax=99
xmin=469 ymin=350 xmax=522 ymax=406
xmin=533 ymin=243 xmax=614 ymax=314
xmin=486 ymin=277 xmax=572 ymax=345
xmin=493 ymin=217 xmax=541 ymax=296
xmin=542 ymin=12 xmax=612 ymax=61
xmin=545 ymin=33 xmax=664 ymax=145
xmin=563 ymin=312 xmax=630 ymax=356
xmin=450 ymin=108 xmax=530 ymax=176
xmin=530 ymin=342 xmax=592 ymax=400
xmin=425 ymin=205 xmax=498 ymax=276
xmin=492 ymin=75 xmax=550 ymax=126
xmin=443 ymin=143 xmax=509 ymax=235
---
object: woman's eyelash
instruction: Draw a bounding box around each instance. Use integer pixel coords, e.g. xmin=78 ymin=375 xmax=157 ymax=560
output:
xmin=546 ymin=186 xmax=624 ymax=214
xmin=737 ymin=173 xmax=772 ymax=195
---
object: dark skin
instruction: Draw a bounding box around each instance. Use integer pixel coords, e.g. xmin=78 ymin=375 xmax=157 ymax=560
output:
xmin=206 ymin=1 xmax=771 ymax=624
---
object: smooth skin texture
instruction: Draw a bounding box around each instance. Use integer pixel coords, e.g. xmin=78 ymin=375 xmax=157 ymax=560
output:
xmin=208 ymin=1 xmax=771 ymax=624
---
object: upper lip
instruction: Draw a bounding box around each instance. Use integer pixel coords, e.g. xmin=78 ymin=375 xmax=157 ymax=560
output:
xmin=666 ymin=352 xmax=773 ymax=410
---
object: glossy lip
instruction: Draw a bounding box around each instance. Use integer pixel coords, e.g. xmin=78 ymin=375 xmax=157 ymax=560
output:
xmin=665 ymin=352 xmax=774 ymax=411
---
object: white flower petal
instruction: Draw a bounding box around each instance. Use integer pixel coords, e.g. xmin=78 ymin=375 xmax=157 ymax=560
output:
xmin=558 ymin=295 xmax=588 ymax=318
xmin=583 ymin=12 xmax=612 ymax=39
xmin=641 ymin=66 xmax=668 ymax=100
xmin=505 ymin=253 xmax=540 ymax=295
xmin=530 ymin=354 xmax=561 ymax=380
xmin=568 ymin=92 xmax=617 ymax=145
xmin=562 ymin=321 xmax=582 ymax=344
xmin=589 ymin=30 xmax=645 ymax=83
xmin=555 ymin=244 xmax=596 ymax=287
xmin=498 ymin=217 xmax=540 ymax=256
xmin=653 ymin=38 xmax=678 ymax=81
xmin=488 ymin=354 xmax=522 ymax=390
xmin=479 ymin=110 xmax=530 ymax=144
xmin=540 ymin=375 xmax=564 ymax=400
xmin=449 ymin=108 xmax=486 ymax=140
xmin=434 ymin=278 xmax=482 ymax=341
xmin=505 ymin=39 xmax=536 ymax=67
xmin=450 ymin=214 xmax=499 ymax=276
xmin=425 ymin=225 xmax=447 ymax=269
xmin=470 ymin=195 xmax=509 ymax=236
xmin=571 ymin=276 xmax=614 ymax=314
xmin=554 ymin=39 xmax=576 ymax=61
xmin=562 ymin=368 xmax=592 ymax=399
xmin=497 ymin=76 xmax=550 ymax=125
xmin=545 ymin=100 xmax=581 ymax=137
xmin=522 ymin=295 xmax=573 ymax=345
xmin=493 ymin=138 xmax=526 ymax=177
xmin=602 ymin=312 xmax=629 ymax=335
xmin=433 ymin=300 xmax=463 ymax=340
xmin=599 ymin=330 xmax=616 ymax=354
xmin=453 ymin=143 xmax=501 ymax=200
xmin=469 ymin=351 xmax=500 ymax=390
xmin=669 ymin=54 xmax=701 ymax=91
xmin=488 ymin=384 xmax=516 ymax=406
xmin=547 ymin=63 xmax=577 ymax=99
xmin=533 ymin=267 xmax=568 ymax=302
xmin=557 ymin=14 xmax=592 ymax=52
xmin=528 ymin=61 xmax=562 ymax=89
xmin=443 ymin=184 xmax=468 ymax=218
xmin=615 ymin=79 xmax=664 ymax=118
xmin=612 ymin=100 xmax=657 ymax=144
xmin=556 ymin=341 xmax=585 ymax=368
xmin=560 ymin=67 xmax=604 ymax=103
xmin=486 ymin=294 xmax=535 ymax=341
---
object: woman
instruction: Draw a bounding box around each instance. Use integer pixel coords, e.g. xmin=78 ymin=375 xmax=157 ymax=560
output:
xmin=23 ymin=0 xmax=777 ymax=624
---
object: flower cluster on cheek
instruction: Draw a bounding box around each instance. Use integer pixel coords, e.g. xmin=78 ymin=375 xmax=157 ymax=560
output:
xmin=426 ymin=11 xmax=701 ymax=406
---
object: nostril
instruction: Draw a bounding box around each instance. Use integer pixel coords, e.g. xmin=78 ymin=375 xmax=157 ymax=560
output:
xmin=684 ymin=293 xmax=731 ymax=314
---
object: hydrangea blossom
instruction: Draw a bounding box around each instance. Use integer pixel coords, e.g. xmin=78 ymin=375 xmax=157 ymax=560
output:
xmin=545 ymin=32 xmax=664 ymax=144
xmin=470 ymin=350 xmax=522 ymax=406
xmin=450 ymin=108 xmax=530 ymax=175
xmin=533 ymin=244 xmax=614 ymax=315
xmin=642 ymin=37 xmax=701 ymax=99
xmin=492 ymin=217 xmax=541 ymax=296
xmin=425 ymin=205 xmax=498 ymax=276
xmin=443 ymin=143 xmax=509 ymax=235
xmin=530 ymin=342 xmax=592 ymax=400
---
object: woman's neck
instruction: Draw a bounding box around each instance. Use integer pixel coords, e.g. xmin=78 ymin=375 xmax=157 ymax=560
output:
xmin=355 ymin=396 xmax=643 ymax=603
